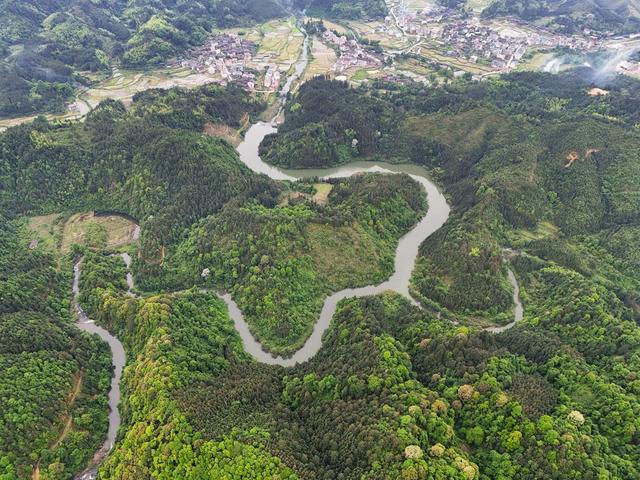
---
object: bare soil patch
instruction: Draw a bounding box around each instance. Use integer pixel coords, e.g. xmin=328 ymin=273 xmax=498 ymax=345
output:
xmin=61 ymin=212 xmax=138 ymax=252
xmin=204 ymin=122 xmax=242 ymax=146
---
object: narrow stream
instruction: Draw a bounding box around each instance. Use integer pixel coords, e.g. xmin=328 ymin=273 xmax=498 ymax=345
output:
xmin=72 ymin=226 xmax=138 ymax=479
xmin=485 ymin=267 xmax=524 ymax=334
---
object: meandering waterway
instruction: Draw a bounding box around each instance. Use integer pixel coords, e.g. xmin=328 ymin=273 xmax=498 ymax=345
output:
xmin=232 ymin=122 xmax=452 ymax=366
xmin=71 ymin=226 xmax=138 ymax=479
xmin=227 ymin=25 xmax=524 ymax=364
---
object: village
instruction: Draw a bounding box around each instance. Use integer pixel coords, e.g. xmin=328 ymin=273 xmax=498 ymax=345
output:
xmin=321 ymin=30 xmax=384 ymax=74
xmin=381 ymin=1 xmax=602 ymax=73
xmin=116 ymin=7 xmax=640 ymax=102
xmin=173 ymin=33 xmax=284 ymax=92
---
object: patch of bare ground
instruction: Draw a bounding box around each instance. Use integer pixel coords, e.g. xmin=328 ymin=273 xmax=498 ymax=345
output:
xmin=61 ymin=212 xmax=138 ymax=252
xmin=564 ymin=148 xmax=601 ymax=168
xmin=204 ymin=122 xmax=242 ymax=146
xmin=588 ymin=87 xmax=609 ymax=96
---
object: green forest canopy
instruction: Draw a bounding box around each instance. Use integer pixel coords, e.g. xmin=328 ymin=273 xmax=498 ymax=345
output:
xmin=1 ymin=69 xmax=640 ymax=480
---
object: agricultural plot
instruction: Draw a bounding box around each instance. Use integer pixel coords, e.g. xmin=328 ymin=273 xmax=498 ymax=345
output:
xmin=303 ymin=37 xmax=337 ymax=81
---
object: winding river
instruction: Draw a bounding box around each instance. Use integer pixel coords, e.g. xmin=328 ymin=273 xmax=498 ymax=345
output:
xmin=229 ymin=27 xmax=523 ymax=363
xmin=72 ymin=236 xmax=137 ymax=479
xmin=233 ymin=123 xmax=452 ymax=366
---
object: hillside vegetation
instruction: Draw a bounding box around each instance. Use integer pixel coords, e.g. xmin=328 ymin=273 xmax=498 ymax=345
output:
xmin=293 ymin=0 xmax=388 ymax=20
xmin=1 ymin=68 xmax=640 ymax=479
xmin=261 ymin=73 xmax=640 ymax=323
xmin=254 ymin=72 xmax=640 ymax=477
xmin=152 ymin=173 xmax=426 ymax=355
xmin=0 ymin=217 xmax=112 ymax=479
xmin=0 ymin=84 xmax=273 ymax=478
xmin=0 ymin=82 xmax=435 ymax=477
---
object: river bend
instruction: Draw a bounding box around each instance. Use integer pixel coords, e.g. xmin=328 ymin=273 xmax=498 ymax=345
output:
xmin=231 ymin=122 xmax=452 ymax=366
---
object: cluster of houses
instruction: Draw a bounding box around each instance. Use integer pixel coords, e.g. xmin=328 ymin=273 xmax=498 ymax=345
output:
xmin=322 ymin=30 xmax=383 ymax=73
xmin=380 ymin=73 xmax=415 ymax=85
xmin=174 ymin=33 xmax=291 ymax=92
xmin=434 ymin=22 xmax=529 ymax=70
xmin=382 ymin=2 xmax=601 ymax=73
xmin=176 ymin=34 xmax=258 ymax=89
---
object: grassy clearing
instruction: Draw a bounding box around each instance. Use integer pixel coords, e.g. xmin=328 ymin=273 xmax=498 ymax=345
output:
xmin=27 ymin=214 xmax=64 ymax=252
xmin=508 ymin=221 xmax=560 ymax=246
xmin=61 ymin=212 xmax=138 ymax=253
xmin=517 ymin=50 xmax=555 ymax=71
xmin=403 ymin=108 xmax=509 ymax=154
xmin=317 ymin=19 xmax=350 ymax=35
xmin=351 ymin=69 xmax=375 ymax=82
xmin=312 ymin=183 xmax=333 ymax=206
xmin=466 ymin=0 xmax=494 ymax=12
xmin=406 ymin=0 xmax=438 ymax=11
xmin=306 ymin=223 xmax=384 ymax=289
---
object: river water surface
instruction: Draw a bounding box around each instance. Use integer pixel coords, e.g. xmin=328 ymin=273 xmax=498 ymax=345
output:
xmin=72 ymin=259 xmax=125 ymax=480
xmin=71 ymin=227 xmax=138 ymax=479
xmin=232 ymin=120 xmax=524 ymax=363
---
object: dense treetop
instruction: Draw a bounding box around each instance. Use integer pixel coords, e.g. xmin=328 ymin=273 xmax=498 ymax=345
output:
xmin=293 ymin=0 xmax=387 ymax=20
xmin=1 ymin=53 xmax=639 ymax=480
xmin=0 ymin=217 xmax=112 ymax=479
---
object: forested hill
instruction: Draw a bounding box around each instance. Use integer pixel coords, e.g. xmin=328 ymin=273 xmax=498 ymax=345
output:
xmin=1 ymin=72 xmax=639 ymax=478
xmin=0 ymin=83 xmax=278 ymax=478
xmin=0 ymin=0 xmax=285 ymax=117
xmin=0 ymin=217 xmax=112 ymax=480
xmin=293 ymin=0 xmax=388 ymax=20
xmin=481 ymin=0 xmax=640 ymax=35
xmin=0 ymin=83 xmax=275 ymax=247
xmin=255 ymin=74 xmax=640 ymax=478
